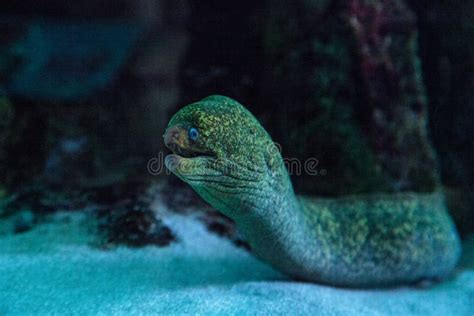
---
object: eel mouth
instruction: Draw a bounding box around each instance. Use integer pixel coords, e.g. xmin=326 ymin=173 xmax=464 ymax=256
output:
xmin=163 ymin=126 xmax=216 ymax=165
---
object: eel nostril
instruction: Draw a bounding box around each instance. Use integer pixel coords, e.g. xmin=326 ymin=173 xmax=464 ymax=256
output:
xmin=164 ymin=134 xmax=174 ymax=148
xmin=164 ymin=127 xmax=185 ymax=150
xmin=164 ymin=129 xmax=177 ymax=145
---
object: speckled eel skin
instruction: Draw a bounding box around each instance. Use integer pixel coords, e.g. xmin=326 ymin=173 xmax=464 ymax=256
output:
xmin=163 ymin=95 xmax=461 ymax=288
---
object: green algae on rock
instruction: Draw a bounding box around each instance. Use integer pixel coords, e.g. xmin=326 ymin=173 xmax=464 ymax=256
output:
xmin=164 ymin=95 xmax=461 ymax=287
xmin=348 ymin=0 xmax=440 ymax=192
xmin=262 ymin=0 xmax=387 ymax=196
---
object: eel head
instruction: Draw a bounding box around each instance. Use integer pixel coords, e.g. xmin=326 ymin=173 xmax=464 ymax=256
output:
xmin=163 ymin=95 xmax=283 ymax=216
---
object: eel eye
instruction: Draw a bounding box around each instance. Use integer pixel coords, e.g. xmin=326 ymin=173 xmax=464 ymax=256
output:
xmin=188 ymin=127 xmax=199 ymax=141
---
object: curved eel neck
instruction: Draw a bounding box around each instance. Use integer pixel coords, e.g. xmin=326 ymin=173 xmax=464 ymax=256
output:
xmin=231 ymin=170 xmax=314 ymax=276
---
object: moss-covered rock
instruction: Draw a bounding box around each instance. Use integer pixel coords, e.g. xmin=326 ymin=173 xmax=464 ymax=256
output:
xmin=262 ymin=0 xmax=388 ymax=195
xmin=260 ymin=0 xmax=440 ymax=195
xmin=348 ymin=0 xmax=440 ymax=192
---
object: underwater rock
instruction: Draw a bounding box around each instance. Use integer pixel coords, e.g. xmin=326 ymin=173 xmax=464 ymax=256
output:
xmin=259 ymin=0 xmax=440 ymax=194
xmin=262 ymin=0 xmax=387 ymax=195
xmin=348 ymin=0 xmax=439 ymax=192
xmin=102 ymin=208 xmax=175 ymax=248
xmin=95 ymin=180 xmax=176 ymax=248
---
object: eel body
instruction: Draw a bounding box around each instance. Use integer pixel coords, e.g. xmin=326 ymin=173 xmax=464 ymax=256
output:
xmin=163 ymin=95 xmax=461 ymax=287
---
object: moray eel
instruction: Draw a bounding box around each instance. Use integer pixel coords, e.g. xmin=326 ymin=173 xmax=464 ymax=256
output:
xmin=163 ymin=95 xmax=461 ymax=288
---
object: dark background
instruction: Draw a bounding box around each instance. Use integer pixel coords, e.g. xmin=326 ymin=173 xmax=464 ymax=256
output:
xmin=0 ymin=0 xmax=473 ymax=238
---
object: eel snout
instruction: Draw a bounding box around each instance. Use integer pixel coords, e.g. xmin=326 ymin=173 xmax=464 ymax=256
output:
xmin=163 ymin=126 xmax=188 ymax=153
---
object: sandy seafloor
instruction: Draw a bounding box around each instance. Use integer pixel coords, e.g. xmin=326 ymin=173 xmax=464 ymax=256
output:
xmin=0 ymin=200 xmax=473 ymax=316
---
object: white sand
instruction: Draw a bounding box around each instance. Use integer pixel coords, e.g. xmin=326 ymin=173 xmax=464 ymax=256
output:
xmin=0 ymin=208 xmax=472 ymax=315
